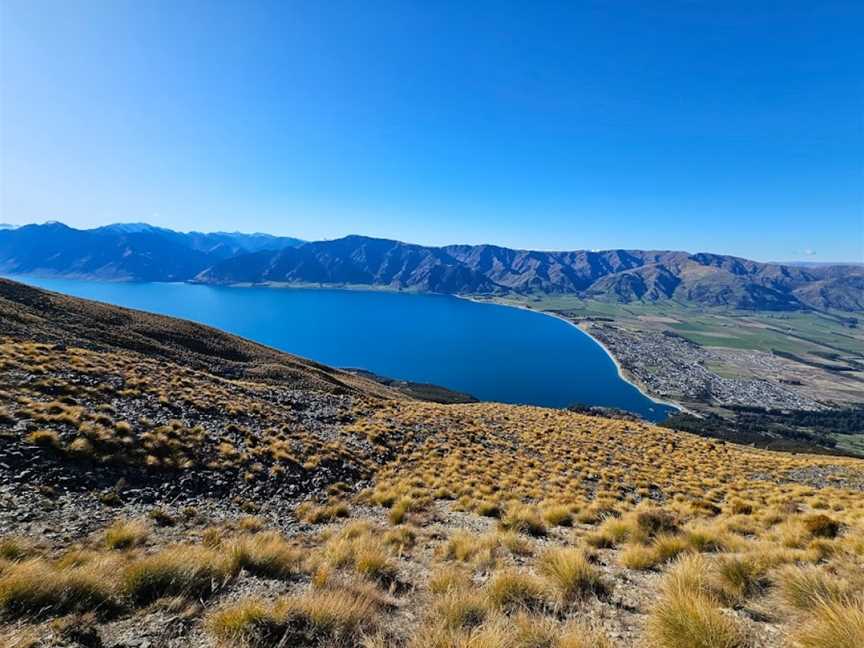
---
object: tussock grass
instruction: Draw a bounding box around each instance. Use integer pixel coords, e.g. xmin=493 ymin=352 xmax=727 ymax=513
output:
xmin=231 ymin=532 xmax=305 ymax=580
xmin=104 ymin=519 xmax=149 ymax=550
xmin=484 ymin=569 xmax=548 ymax=612
xmin=557 ymin=622 xmax=614 ymax=648
xmin=0 ymin=537 xmax=37 ymax=562
xmin=122 ymin=545 xmax=238 ymax=604
xmin=0 ymin=558 xmax=118 ymax=618
xmin=25 ymin=428 xmax=61 ymax=449
xmin=316 ymin=525 xmax=397 ymax=584
xmin=383 ymin=526 xmax=416 ymax=553
xmin=353 ymin=543 xmax=398 ymax=585
xmin=619 ymin=544 xmax=657 ymax=570
xmin=442 ymin=531 xmax=498 ymax=565
xmin=432 ymin=589 xmax=489 ymax=630
xmin=477 ymin=500 xmax=502 ymax=518
xmin=208 ymin=588 xmax=379 ymax=647
xmin=711 ymin=555 xmax=767 ymax=606
xmin=648 ymin=555 xmax=747 ymax=648
xmin=297 ymin=501 xmax=350 ymax=525
xmin=792 ymin=596 xmax=864 ymax=648
xmin=802 ymin=514 xmax=841 ymax=539
xmin=388 ymin=497 xmax=412 ymax=525
xmin=541 ymin=505 xmax=573 ymax=527
xmin=775 ymin=564 xmax=849 ymax=612
xmin=429 ymin=566 xmax=472 ymax=594
xmin=500 ymin=506 xmax=547 ymax=537
xmin=536 ymin=547 xmax=608 ymax=603
xmin=206 ymin=598 xmax=275 ymax=646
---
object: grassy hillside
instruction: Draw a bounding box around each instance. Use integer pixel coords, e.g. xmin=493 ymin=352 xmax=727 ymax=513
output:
xmin=1 ymin=282 xmax=863 ymax=647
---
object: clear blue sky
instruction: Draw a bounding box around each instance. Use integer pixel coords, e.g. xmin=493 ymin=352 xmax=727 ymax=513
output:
xmin=1 ymin=1 xmax=862 ymax=261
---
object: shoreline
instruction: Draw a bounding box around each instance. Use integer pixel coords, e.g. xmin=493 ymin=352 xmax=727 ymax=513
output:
xmin=15 ymin=272 xmax=685 ymax=418
xmin=455 ymin=294 xmax=688 ymax=415
xmin=220 ymin=281 xmax=688 ymax=417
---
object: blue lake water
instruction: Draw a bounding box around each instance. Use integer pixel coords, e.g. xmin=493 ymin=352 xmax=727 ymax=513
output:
xmin=6 ymin=276 xmax=675 ymax=421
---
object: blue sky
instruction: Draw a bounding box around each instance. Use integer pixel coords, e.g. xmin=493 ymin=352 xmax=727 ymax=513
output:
xmin=1 ymin=1 xmax=862 ymax=261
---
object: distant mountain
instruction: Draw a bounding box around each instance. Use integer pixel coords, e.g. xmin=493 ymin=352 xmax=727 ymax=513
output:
xmin=196 ymin=236 xmax=864 ymax=312
xmin=0 ymin=222 xmax=303 ymax=281
xmin=92 ymin=223 xmax=304 ymax=259
xmin=194 ymin=235 xmax=500 ymax=293
xmin=1 ymin=223 xmax=862 ymax=311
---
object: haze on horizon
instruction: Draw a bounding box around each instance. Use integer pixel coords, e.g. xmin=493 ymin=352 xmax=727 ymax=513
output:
xmin=1 ymin=1 xmax=862 ymax=263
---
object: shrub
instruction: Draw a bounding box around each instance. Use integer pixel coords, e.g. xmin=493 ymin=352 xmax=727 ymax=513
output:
xmin=536 ymin=548 xmax=608 ymax=603
xmin=148 ymin=508 xmax=177 ymax=527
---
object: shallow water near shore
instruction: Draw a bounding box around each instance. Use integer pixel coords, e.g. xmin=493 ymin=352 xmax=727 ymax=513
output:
xmin=7 ymin=276 xmax=676 ymax=421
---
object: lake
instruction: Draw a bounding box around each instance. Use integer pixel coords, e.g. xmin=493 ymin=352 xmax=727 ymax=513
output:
xmin=7 ymin=276 xmax=676 ymax=421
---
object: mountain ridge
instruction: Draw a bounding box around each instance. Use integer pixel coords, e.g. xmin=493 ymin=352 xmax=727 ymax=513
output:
xmin=1 ymin=223 xmax=862 ymax=311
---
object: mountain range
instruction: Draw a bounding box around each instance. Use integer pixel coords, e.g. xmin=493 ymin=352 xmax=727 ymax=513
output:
xmin=1 ymin=222 xmax=862 ymax=311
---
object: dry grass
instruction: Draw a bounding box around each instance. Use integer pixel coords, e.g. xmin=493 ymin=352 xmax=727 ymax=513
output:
xmin=121 ymin=545 xmax=238 ymax=604
xmin=500 ymin=506 xmax=547 ymax=538
xmin=207 ymin=588 xmax=379 ymax=647
xmin=536 ymin=548 xmax=608 ymax=603
xmin=775 ymin=564 xmax=849 ymax=612
xmin=297 ymin=501 xmax=351 ymax=525
xmin=4 ymin=337 xmax=864 ymax=646
xmin=231 ymin=532 xmax=305 ymax=580
xmin=792 ymin=596 xmax=864 ymax=648
xmin=648 ymin=556 xmax=747 ymax=648
xmin=104 ymin=519 xmax=149 ymax=550
xmin=0 ymin=559 xmax=118 ymax=618
xmin=484 ymin=570 xmax=548 ymax=612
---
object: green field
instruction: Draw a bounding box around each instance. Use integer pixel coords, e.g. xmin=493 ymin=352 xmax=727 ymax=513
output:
xmin=501 ymin=295 xmax=864 ymax=359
